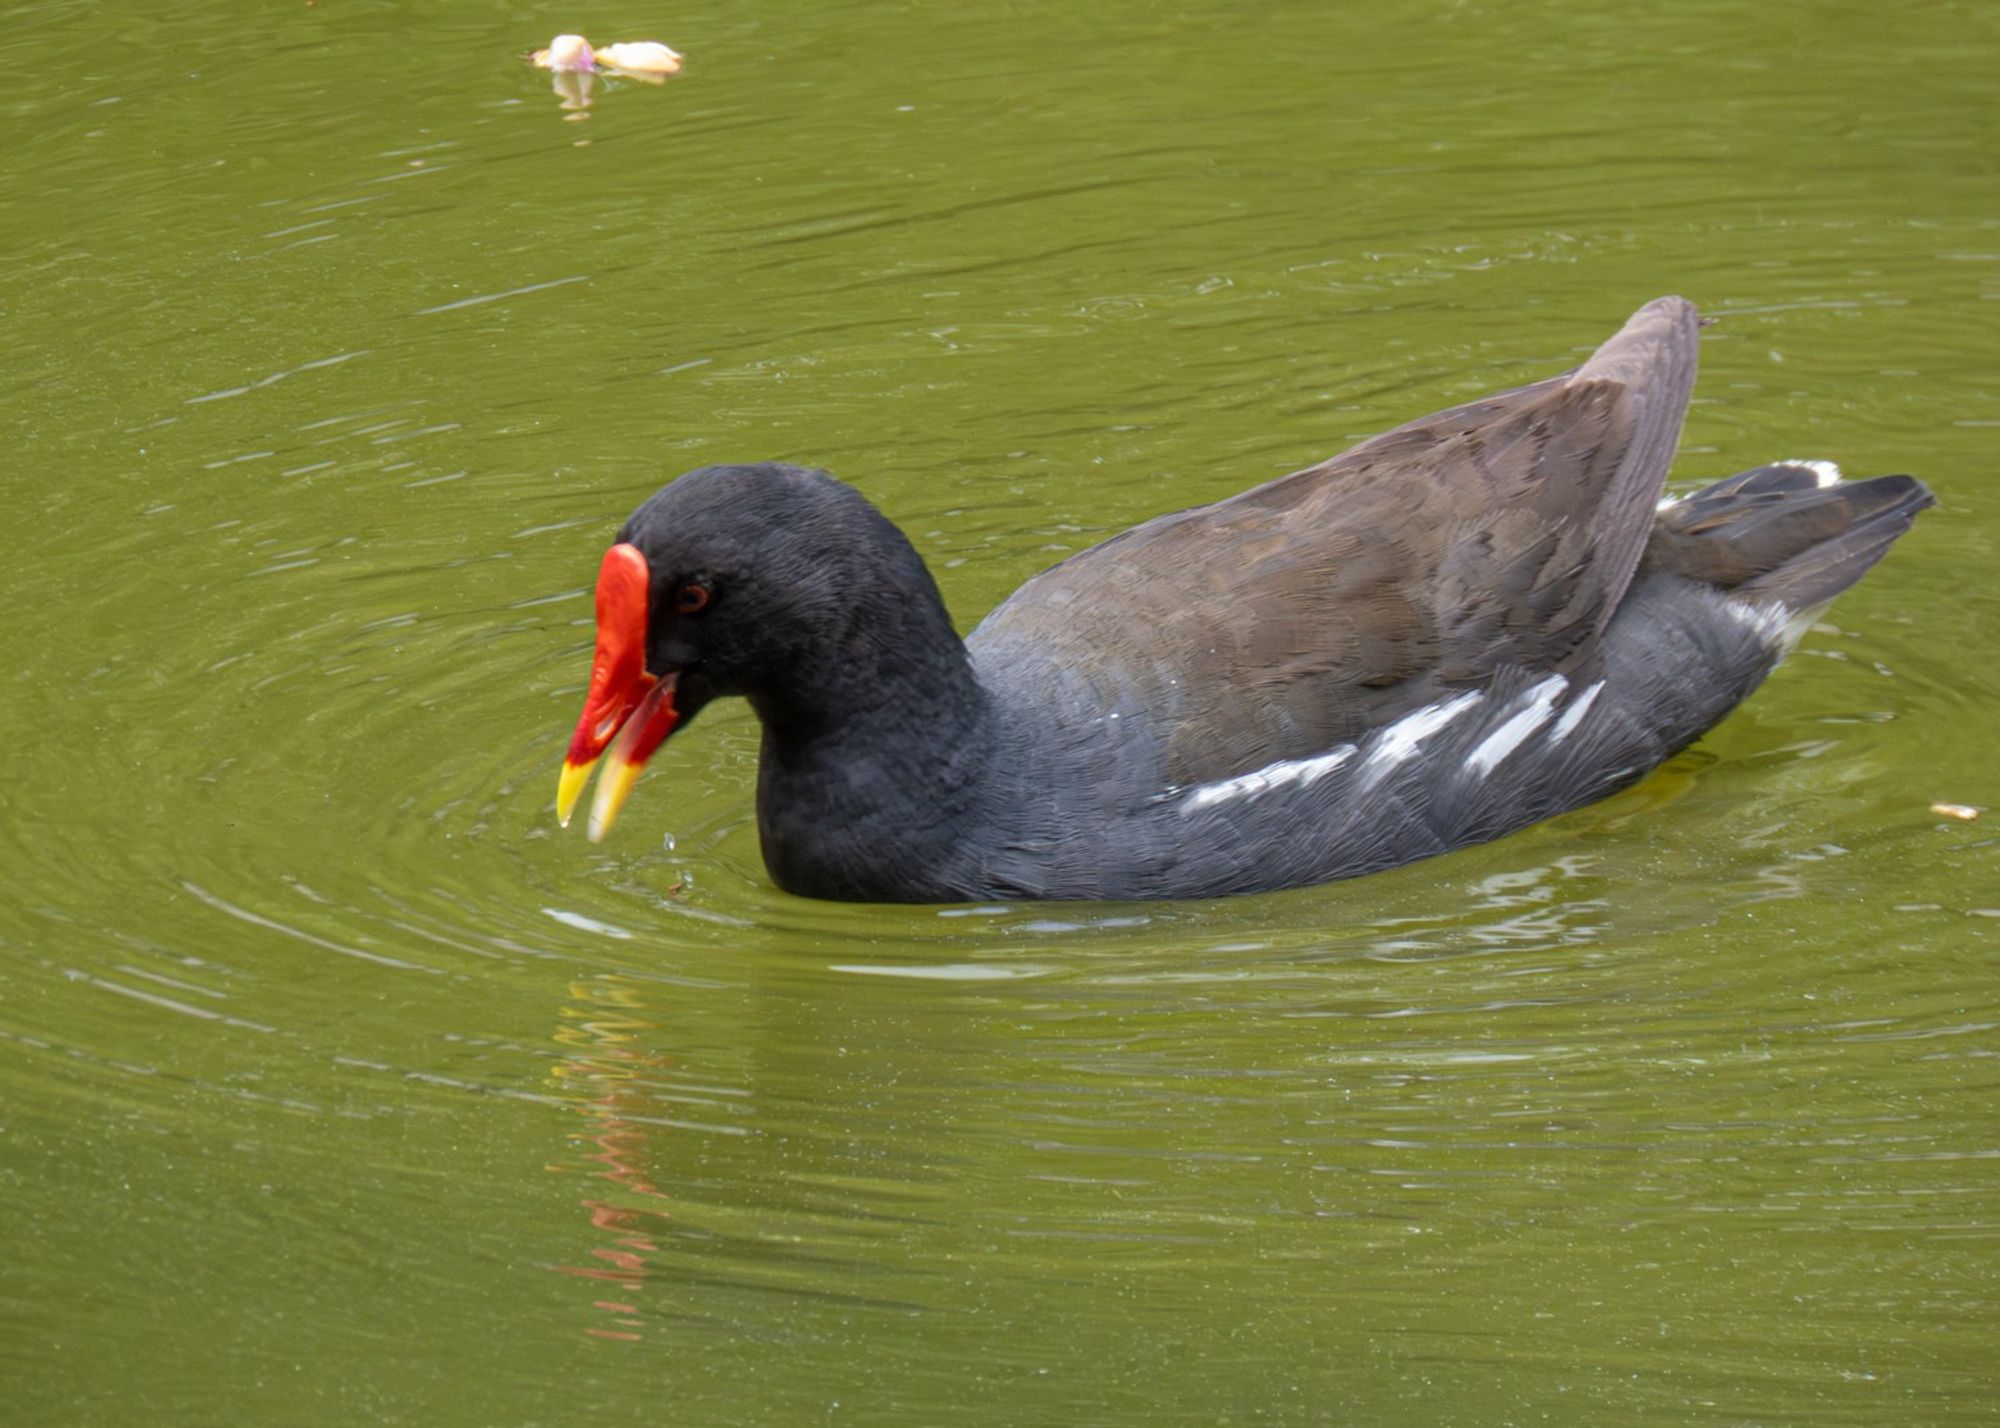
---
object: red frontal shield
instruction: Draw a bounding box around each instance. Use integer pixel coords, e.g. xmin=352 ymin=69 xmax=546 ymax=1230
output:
xmin=556 ymin=543 xmax=680 ymax=830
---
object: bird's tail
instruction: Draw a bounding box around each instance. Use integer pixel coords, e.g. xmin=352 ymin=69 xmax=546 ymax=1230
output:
xmin=1645 ymin=461 xmax=1934 ymax=613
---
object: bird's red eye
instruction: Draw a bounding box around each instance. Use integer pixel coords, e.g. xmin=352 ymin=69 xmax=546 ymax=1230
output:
xmin=675 ymin=581 xmax=711 ymax=614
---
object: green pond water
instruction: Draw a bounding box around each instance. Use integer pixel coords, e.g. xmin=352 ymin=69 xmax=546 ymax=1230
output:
xmin=3 ymin=1 xmax=1997 ymax=1423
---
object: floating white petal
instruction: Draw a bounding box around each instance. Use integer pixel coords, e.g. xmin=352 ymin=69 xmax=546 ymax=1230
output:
xmin=533 ymin=33 xmax=596 ymax=71
xmin=596 ymin=41 xmax=683 ymax=75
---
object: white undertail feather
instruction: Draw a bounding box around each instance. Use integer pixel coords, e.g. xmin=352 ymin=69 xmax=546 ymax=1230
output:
xmin=1780 ymin=458 xmax=1844 ymax=488
xmin=1658 ymin=459 xmax=1843 ymax=512
xmin=1720 ymin=593 xmax=1831 ymax=659
xmin=1778 ymin=599 xmax=1833 ymax=654
xmin=1720 ymin=598 xmax=1791 ymax=644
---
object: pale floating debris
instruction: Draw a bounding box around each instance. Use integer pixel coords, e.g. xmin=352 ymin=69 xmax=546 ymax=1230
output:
xmin=595 ymin=41 xmax=684 ymax=76
xmin=1930 ymin=802 xmax=1982 ymax=821
xmin=528 ymin=34 xmax=682 ymax=114
xmin=529 ymin=34 xmax=683 ymax=76
xmin=531 ymin=34 xmax=597 ymax=72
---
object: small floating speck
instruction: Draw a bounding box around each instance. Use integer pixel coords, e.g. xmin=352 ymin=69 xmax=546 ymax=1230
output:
xmin=1930 ymin=802 xmax=1982 ymax=821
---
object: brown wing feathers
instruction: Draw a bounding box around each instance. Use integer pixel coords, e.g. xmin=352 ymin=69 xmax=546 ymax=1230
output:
xmin=972 ymin=298 xmax=1702 ymax=785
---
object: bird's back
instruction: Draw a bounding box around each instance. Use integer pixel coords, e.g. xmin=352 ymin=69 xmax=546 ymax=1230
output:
xmin=970 ymin=297 xmax=1701 ymax=791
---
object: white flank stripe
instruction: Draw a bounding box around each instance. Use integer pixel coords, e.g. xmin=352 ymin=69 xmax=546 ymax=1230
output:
xmin=1549 ymin=679 xmax=1605 ymax=743
xmin=1466 ymin=676 xmax=1569 ymax=776
xmin=1181 ymin=746 xmax=1355 ymax=814
xmin=1360 ymin=691 xmax=1484 ymax=781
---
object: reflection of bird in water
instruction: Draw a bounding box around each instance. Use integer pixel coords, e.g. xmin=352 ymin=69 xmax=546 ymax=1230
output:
xmin=530 ymin=34 xmax=684 ymax=116
xmin=544 ymin=975 xmax=678 ymax=1342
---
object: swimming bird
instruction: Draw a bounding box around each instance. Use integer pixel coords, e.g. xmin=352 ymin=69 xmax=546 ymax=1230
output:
xmin=553 ymin=297 xmax=1931 ymax=902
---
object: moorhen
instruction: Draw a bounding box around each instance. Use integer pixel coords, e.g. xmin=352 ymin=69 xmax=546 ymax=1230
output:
xmin=554 ymin=297 xmax=1932 ymax=902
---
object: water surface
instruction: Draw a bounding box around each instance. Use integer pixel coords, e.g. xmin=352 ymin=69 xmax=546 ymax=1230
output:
xmin=2 ymin=1 xmax=1996 ymax=1423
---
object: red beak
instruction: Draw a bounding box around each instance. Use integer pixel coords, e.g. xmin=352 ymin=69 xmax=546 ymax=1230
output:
xmin=556 ymin=542 xmax=681 ymax=839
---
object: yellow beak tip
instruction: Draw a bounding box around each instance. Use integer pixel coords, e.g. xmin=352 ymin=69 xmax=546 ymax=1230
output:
xmin=556 ymin=758 xmax=597 ymax=827
xmin=587 ymin=751 xmax=645 ymax=844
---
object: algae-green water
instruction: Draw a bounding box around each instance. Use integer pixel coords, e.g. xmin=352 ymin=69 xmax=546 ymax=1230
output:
xmin=3 ymin=2 xmax=1996 ymax=1423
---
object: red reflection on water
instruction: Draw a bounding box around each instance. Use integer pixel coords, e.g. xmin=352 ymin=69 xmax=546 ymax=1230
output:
xmin=543 ymin=977 xmax=676 ymax=1341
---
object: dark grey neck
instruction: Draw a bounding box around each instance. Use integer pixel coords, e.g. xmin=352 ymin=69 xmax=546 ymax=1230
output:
xmin=749 ymin=565 xmax=1004 ymax=902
